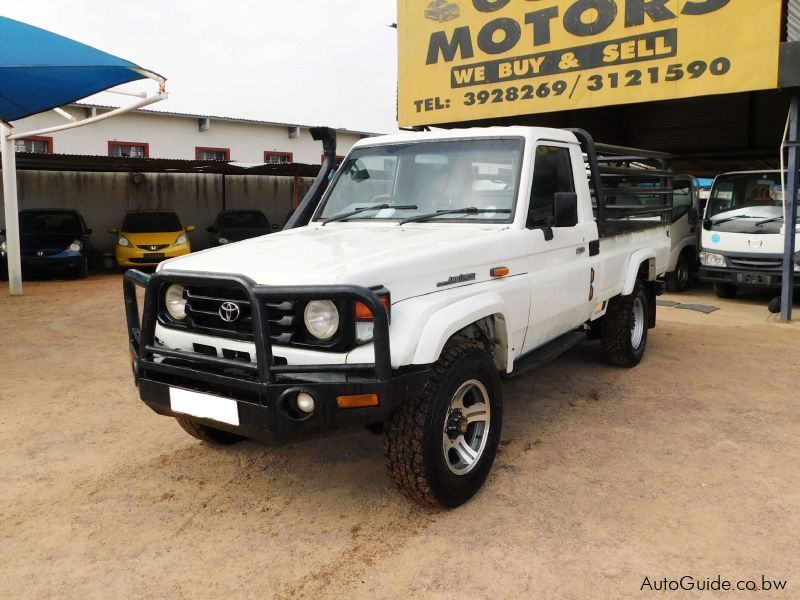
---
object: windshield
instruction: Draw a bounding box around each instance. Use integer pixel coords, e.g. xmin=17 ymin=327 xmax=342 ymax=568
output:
xmin=20 ymin=212 xmax=81 ymax=235
xmin=122 ymin=212 xmax=182 ymax=233
xmin=315 ymin=138 xmax=524 ymax=223
xmin=707 ymin=173 xmax=799 ymax=219
xmin=220 ymin=211 xmax=269 ymax=229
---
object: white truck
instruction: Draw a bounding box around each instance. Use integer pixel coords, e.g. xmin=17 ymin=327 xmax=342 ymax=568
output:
xmin=607 ymin=174 xmax=701 ymax=292
xmin=123 ymin=126 xmax=672 ymax=508
xmin=699 ymin=170 xmax=800 ymax=298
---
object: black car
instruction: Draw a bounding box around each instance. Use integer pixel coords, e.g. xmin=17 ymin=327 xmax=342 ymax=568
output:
xmin=0 ymin=209 xmax=92 ymax=279
xmin=207 ymin=209 xmax=271 ymax=246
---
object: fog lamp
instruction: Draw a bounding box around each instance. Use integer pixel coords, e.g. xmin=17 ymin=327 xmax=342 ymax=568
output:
xmin=296 ymin=392 xmax=315 ymax=414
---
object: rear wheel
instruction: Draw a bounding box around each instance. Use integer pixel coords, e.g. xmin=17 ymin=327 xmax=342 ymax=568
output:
xmin=175 ymin=416 xmax=245 ymax=445
xmin=600 ymin=281 xmax=649 ymax=368
xmin=714 ymin=282 xmax=737 ymax=299
xmin=385 ymin=340 xmax=502 ymax=508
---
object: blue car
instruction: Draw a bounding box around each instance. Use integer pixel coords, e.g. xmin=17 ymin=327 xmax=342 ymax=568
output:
xmin=1 ymin=209 xmax=93 ymax=279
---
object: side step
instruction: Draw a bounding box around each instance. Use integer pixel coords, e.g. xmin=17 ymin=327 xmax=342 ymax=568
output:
xmin=503 ymin=330 xmax=586 ymax=380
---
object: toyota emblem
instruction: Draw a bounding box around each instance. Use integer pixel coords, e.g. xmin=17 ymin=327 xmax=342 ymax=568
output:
xmin=219 ymin=302 xmax=241 ymax=323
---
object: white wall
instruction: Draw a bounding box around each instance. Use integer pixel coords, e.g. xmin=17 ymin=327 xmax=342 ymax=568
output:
xmin=6 ymin=106 xmax=367 ymax=164
xmin=0 ymin=169 xmax=315 ymax=255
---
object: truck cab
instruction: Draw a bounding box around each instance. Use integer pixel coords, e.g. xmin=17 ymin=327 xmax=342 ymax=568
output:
xmin=699 ymin=170 xmax=800 ymax=298
xmin=665 ymin=175 xmax=701 ymax=292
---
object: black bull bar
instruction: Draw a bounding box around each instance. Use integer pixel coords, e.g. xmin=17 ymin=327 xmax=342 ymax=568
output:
xmin=123 ymin=269 xmax=426 ymax=441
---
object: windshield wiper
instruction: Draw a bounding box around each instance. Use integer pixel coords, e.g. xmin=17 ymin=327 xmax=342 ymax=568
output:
xmin=756 ymin=216 xmax=783 ymax=226
xmin=321 ymin=204 xmax=417 ymax=225
xmin=399 ymin=207 xmax=511 ymax=225
xmin=711 ymin=214 xmax=757 ymax=225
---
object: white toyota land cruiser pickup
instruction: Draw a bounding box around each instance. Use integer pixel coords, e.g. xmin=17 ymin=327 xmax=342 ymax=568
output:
xmin=123 ymin=126 xmax=672 ymax=508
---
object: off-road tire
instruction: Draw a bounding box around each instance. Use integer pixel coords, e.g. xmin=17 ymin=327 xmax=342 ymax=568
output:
xmin=384 ymin=340 xmax=502 ymax=508
xmin=714 ymin=282 xmax=737 ymax=299
xmin=175 ymin=416 xmax=245 ymax=445
xmin=600 ymin=280 xmax=649 ymax=368
xmin=666 ymin=252 xmax=692 ymax=292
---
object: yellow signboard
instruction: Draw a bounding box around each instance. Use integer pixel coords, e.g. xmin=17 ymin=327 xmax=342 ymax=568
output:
xmin=398 ymin=0 xmax=783 ymax=126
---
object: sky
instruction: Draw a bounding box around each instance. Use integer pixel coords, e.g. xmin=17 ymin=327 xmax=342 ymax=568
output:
xmin=2 ymin=0 xmax=399 ymax=133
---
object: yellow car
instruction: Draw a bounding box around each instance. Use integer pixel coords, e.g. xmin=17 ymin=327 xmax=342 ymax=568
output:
xmin=111 ymin=210 xmax=194 ymax=269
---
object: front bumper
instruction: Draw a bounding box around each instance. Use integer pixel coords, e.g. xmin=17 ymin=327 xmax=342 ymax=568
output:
xmin=699 ymin=266 xmax=800 ymax=289
xmin=124 ymin=269 xmax=427 ymax=442
xmin=116 ymin=244 xmax=190 ymax=267
xmin=1 ymin=252 xmax=84 ymax=272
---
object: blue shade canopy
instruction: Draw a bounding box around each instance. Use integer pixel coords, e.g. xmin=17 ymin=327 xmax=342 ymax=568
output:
xmin=0 ymin=16 xmax=164 ymax=122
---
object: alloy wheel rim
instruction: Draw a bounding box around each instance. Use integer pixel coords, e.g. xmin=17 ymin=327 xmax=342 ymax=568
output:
xmin=631 ymin=296 xmax=645 ymax=349
xmin=442 ymin=379 xmax=491 ymax=475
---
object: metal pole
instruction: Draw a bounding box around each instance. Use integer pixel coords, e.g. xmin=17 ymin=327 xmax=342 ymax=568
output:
xmin=781 ymin=95 xmax=800 ymax=322
xmin=1 ymin=123 xmax=22 ymax=295
xmin=221 ymin=173 xmax=226 ymax=211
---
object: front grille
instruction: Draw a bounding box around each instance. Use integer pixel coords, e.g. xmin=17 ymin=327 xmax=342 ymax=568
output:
xmin=728 ymin=256 xmax=783 ymax=271
xmin=180 ymin=284 xmax=298 ymax=345
xmin=22 ymin=249 xmax=60 ymax=257
xmin=137 ymin=244 xmax=169 ymax=251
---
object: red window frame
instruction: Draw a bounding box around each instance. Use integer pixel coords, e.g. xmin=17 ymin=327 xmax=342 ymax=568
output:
xmin=196 ymin=146 xmax=231 ymax=161
xmin=264 ymin=151 xmax=294 ymax=163
xmin=108 ymin=141 xmax=150 ymax=158
xmin=15 ymin=135 xmax=54 ymax=153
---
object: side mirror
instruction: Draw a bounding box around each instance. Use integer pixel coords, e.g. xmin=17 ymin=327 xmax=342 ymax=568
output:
xmin=553 ymin=192 xmax=578 ymax=228
xmin=108 ymin=227 xmax=119 ymax=234
xmin=186 ymin=225 xmax=195 ymax=233
xmin=85 ymin=228 xmax=93 ymax=236
xmin=0 ymin=228 xmax=5 ymax=236
xmin=206 ymin=226 xmax=216 ymax=233
xmin=688 ymin=207 xmax=699 ymax=226
xmin=794 ymin=251 xmax=800 ymax=268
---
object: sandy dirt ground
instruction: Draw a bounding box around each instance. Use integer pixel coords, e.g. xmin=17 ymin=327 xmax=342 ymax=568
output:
xmin=1 ymin=275 xmax=799 ymax=599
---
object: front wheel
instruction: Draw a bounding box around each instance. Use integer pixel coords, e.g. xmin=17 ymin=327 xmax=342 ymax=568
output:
xmin=666 ymin=253 xmax=692 ymax=292
xmin=714 ymin=282 xmax=737 ymax=299
xmin=384 ymin=341 xmax=502 ymax=508
xmin=75 ymin=257 xmax=89 ymax=279
xmin=600 ymin=281 xmax=649 ymax=368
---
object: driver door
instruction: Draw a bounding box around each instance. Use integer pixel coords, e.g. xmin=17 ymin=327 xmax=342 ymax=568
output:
xmin=522 ymin=143 xmax=595 ymax=353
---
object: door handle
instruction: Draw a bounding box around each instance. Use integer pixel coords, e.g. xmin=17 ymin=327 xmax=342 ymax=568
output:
xmin=576 ymin=246 xmax=586 ymax=255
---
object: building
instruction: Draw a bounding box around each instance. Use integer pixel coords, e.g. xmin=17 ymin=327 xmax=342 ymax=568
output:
xmin=1 ymin=105 xmax=377 ymax=256
xmin=7 ymin=103 xmax=373 ymax=164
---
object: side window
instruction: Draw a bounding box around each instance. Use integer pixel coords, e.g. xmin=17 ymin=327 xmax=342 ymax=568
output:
xmin=528 ymin=145 xmax=574 ymax=228
xmin=672 ymin=181 xmax=693 ymax=221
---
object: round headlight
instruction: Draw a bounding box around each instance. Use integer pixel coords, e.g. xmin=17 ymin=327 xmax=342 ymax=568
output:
xmin=0 ymin=241 xmax=7 ymax=253
xmin=118 ymin=235 xmax=131 ymax=247
xmin=218 ymin=237 xmax=230 ymax=245
xmin=68 ymin=240 xmax=82 ymax=252
xmin=304 ymin=300 xmax=339 ymax=340
xmin=165 ymin=284 xmax=187 ymax=320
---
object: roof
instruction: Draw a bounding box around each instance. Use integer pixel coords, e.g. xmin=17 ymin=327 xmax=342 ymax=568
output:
xmin=13 ymin=152 xmax=323 ymax=177
xmin=69 ymin=102 xmax=380 ymax=137
xmin=352 ymin=125 xmax=572 ymax=148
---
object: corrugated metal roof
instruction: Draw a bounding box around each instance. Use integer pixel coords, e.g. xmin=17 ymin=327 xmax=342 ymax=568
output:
xmin=69 ymin=102 xmax=380 ymax=137
xmin=11 ymin=152 xmax=322 ymax=176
